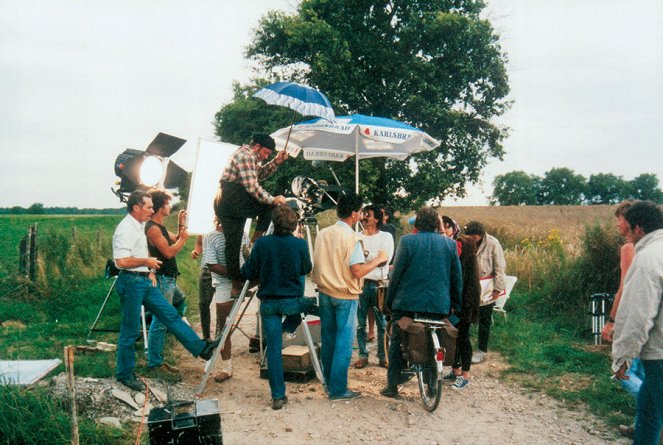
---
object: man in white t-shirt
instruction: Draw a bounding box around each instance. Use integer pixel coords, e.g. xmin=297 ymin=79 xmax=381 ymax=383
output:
xmin=354 ymin=205 xmax=394 ymax=369
xmin=202 ymin=219 xmax=249 ymax=383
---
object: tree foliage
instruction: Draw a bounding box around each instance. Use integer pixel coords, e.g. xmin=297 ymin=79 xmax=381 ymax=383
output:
xmin=492 ymin=169 xmax=663 ymax=205
xmin=215 ymin=0 xmax=510 ymax=210
xmin=536 ymin=168 xmax=587 ymax=205
xmin=630 ymin=173 xmax=663 ymax=202
xmin=490 ymin=170 xmax=539 ymax=205
xmin=586 ymin=173 xmax=628 ymax=205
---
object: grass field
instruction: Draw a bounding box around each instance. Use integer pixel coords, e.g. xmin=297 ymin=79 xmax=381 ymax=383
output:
xmin=0 ymin=205 xmax=633 ymax=441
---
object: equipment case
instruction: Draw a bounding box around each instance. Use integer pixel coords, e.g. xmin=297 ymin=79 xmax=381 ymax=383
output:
xmin=148 ymin=399 xmax=222 ymax=444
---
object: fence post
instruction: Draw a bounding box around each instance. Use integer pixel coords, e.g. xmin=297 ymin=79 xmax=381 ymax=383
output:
xmin=29 ymin=223 xmax=38 ymax=281
xmin=64 ymin=346 xmax=80 ymax=445
xmin=18 ymin=224 xmax=38 ymax=280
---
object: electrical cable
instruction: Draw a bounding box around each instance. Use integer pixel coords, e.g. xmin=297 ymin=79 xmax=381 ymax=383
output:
xmin=134 ymin=377 xmax=150 ymax=445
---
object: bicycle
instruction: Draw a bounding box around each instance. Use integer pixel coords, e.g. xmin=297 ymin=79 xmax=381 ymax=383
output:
xmin=385 ymin=316 xmax=450 ymax=412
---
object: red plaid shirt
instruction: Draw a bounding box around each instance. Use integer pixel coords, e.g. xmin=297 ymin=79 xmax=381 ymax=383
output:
xmin=221 ymin=145 xmax=279 ymax=204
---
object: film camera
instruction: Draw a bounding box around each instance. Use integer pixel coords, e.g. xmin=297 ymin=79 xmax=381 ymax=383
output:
xmin=286 ymin=176 xmax=343 ymax=225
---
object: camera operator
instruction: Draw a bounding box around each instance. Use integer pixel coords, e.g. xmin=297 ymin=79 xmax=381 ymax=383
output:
xmin=241 ymin=205 xmax=315 ymax=410
xmin=216 ymin=133 xmax=289 ymax=297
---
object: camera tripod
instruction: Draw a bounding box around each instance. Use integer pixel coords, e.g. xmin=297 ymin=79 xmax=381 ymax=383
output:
xmin=87 ymin=276 xmax=149 ymax=351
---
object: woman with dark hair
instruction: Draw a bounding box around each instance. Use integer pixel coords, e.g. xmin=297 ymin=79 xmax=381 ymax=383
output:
xmin=463 ymin=221 xmax=506 ymax=364
xmin=443 ymin=235 xmax=481 ymax=389
xmin=441 ymin=215 xmax=461 ymax=240
xmin=241 ymin=205 xmax=315 ymax=410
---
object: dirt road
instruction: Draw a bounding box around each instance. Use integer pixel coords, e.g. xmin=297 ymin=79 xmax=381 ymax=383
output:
xmin=174 ymin=307 xmax=627 ymax=445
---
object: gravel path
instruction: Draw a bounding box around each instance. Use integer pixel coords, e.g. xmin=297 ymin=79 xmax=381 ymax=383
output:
xmin=175 ymin=304 xmax=628 ymax=445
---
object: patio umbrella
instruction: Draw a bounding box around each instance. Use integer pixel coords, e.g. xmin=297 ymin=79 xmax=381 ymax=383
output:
xmin=270 ymin=114 xmax=440 ymax=192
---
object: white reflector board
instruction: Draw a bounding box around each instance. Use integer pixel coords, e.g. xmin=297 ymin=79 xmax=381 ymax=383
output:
xmin=186 ymin=139 xmax=236 ymax=234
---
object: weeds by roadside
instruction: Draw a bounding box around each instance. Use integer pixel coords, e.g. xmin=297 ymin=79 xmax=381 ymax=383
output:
xmin=490 ymin=290 xmax=635 ymax=428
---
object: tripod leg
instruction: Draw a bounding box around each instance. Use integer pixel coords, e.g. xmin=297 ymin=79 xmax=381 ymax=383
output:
xmin=306 ymin=225 xmax=314 ymax=267
xmin=141 ymin=305 xmax=148 ymax=352
xmin=197 ymin=280 xmax=251 ymax=395
xmin=300 ymin=313 xmax=326 ymax=392
xmin=87 ymin=277 xmax=117 ymax=338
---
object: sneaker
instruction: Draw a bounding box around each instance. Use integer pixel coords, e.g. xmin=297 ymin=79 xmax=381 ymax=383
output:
xmin=452 ymin=376 xmax=470 ymax=389
xmin=471 ymin=350 xmax=486 ymax=364
xmin=379 ymin=385 xmax=399 ymax=399
xmin=272 ymin=396 xmax=288 ymax=410
xmin=329 ymin=390 xmax=362 ymax=400
xmin=199 ymin=338 xmax=221 ymax=361
xmin=118 ymin=374 xmax=145 ymax=392
xmin=442 ymin=371 xmax=457 ymax=383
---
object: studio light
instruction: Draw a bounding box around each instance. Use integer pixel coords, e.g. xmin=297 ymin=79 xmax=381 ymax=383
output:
xmin=112 ymin=132 xmax=189 ymax=202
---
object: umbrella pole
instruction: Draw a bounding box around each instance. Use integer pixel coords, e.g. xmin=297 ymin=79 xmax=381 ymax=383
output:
xmin=283 ymin=111 xmax=296 ymax=153
xmin=355 ymin=130 xmax=359 ymax=194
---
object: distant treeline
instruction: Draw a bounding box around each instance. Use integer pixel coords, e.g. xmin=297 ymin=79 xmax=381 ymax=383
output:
xmin=0 ymin=204 xmax=124 ymax=215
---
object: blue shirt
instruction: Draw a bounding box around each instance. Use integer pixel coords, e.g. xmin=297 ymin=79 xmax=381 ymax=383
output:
xmin=241 ymin=233 xmax=313 ymax=299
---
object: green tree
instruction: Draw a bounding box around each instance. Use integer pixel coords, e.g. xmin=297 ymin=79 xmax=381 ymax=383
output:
xmin=586 ymin=173 xmax=629 ymax=204
xmin=490 ymin=170 xmax=540 ymax=205
xmin=537 ymin=168 xmax=587 ymax=205
xmin=629 ymin=173 xmax=663 ymax=202
xmin=27 ymin=203 xmax=45 ymax=214
xmin=230 ymin=0 xmax=510 ymax=210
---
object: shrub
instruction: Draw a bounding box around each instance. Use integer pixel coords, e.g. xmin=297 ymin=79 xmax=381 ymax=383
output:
xmin=530 ymin=223 xmax=621 ymax=328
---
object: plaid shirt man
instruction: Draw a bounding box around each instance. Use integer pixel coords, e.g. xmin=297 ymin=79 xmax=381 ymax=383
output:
xmin=221 ymin=145 xmax=279 ymax=205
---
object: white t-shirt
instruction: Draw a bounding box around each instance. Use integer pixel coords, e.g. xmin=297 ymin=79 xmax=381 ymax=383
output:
xmin=202 ymin=229 xmax=248 ymax=303
xmin=359 ymin=230 xmax=394 ymax=281
xmin=112 ymin=214 xmax=149 ymax=272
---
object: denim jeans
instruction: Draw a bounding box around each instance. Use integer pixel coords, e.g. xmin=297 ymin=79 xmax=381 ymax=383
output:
xmin=634 ymin=359 xmax=663 ymax=445
xmin=115 ymin=273 xmax=204 ymax=380
xmin=356 ymin=281 xmax=386 ymax=361
xmin=620 ymin=357 xmax=644 ymax=399
xmin=260 ymin=297 xmax=317 ymax=399
xmin=318 ymin=292 xmax=357 ymax=397
xmin=147 ymin=275 xmax=184 ymax=367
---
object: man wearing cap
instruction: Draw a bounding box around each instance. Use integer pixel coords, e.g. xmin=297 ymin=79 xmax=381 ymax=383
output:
xmin=216 ymin=134 xmax=289 ymax=296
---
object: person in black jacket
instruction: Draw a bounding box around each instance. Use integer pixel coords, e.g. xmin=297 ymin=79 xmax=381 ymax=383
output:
xmin=241 ymin=205 xmax=315 ymax=410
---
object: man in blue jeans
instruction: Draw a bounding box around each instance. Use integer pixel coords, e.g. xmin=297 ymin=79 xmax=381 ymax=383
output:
xmin=612 ymin=201 xmax=663 ymax=444
xmin=144 ymin=190 xmax=190 ymax=373
xmin=112 ymin=190 xmax=219 ymax=391
xmin=241 ymin=205 xmax=315 ymax=409
xmin=312 ymin=193 xmax=388 ymax=400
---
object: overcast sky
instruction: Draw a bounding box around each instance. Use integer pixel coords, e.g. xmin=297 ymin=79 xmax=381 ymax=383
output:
xmin=1 ymin=0 xmax=662 ymax=208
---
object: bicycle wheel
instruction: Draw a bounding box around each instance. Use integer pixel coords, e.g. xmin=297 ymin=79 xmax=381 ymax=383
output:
xmin=416 ymin=364 xmax=442 ymax=412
